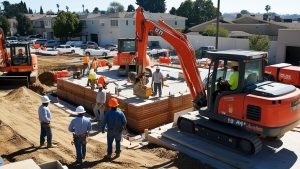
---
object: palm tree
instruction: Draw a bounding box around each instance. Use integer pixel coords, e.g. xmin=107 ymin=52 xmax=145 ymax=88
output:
xmin=66 ymin=6 xmax=69 ymax=12
xmin=265 ymin=5 xmax=271 ymax=13
xmin=56 ymin=4 xmax=59 ymax=13
xmin=82 ymin=4 xmax=85 ymax=13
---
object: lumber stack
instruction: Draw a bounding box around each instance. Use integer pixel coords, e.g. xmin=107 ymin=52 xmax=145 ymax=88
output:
xmin=57 ymin=79 xmax=193 ymax=133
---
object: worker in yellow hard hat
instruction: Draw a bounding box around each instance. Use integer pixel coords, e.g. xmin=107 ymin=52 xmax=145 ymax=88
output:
xmin=101 ymin=98 xmax=127 ymax=159
xmin=221 ymin=61 xmax=239 ymax=90
xmin=87 ymin=69 xmax=97 ymax=90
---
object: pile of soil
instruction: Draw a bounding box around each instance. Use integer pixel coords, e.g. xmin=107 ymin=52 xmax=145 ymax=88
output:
xmin=30 ymin=80 xmax=49 ymax=95
xmin=142 ymin=144 xmax=178 ymax=159
xmin=5 ymin=86 xmax=41 ymax=103
xmin=38 ymin=71 xmax=55 ymax=86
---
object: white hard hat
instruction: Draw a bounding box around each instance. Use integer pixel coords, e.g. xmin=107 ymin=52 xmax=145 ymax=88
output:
xmin=41 ymin=95 xmax=50 ymax=103
xmin=156 ymin=66 xmax=160 ymax=69
xmin=75 ymin=106 xmax=86 ymax=114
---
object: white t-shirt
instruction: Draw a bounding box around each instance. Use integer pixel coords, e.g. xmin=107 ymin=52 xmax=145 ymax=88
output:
xmin=152 ymin=71 xmax=163 ymax=83
xmin=96 ymin=89 xmax=106 ymax=104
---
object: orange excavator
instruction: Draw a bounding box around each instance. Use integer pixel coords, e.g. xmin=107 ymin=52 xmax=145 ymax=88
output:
xmin=135 ymin=7 xmax=300 ymax=154
xmin=0 ymin=28 xmax=38 ymax=88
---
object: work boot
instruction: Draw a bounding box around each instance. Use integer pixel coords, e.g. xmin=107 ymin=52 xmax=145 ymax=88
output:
xmin=39 ymin=143 xmax=45 ymax=148
xmin=115 ymin=153 xmax=120 ymax=158
xmin=47 ymin=144 xmax=58 ymax=148
xmin=105 ymin=154 xmax=112 ymax=159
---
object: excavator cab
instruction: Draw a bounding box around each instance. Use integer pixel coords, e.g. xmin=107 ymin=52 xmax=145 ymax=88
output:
xmin=9 ymin=43 xmax=32 ymax=66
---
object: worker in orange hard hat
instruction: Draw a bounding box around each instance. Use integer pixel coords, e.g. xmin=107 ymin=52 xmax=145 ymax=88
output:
xmin=97 ymin=75 xmax=108 ymax=89
xmin=82 ymin=52 xmax=90 ymax=76
xmin=101 ymin=98 xmax=127 ymax=159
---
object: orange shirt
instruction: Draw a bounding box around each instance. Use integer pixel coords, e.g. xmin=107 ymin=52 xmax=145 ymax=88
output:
xmin=98 ymin=76 xmax=106 ymax=86
xmin=83 ymin=56 xmax=90 ymax=64
xmin=92 ymin=59 xmax=98 ymax=69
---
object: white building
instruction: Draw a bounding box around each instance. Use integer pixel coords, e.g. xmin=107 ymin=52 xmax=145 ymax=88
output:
xmin=80 ymin=12 xmax=187 ymax=46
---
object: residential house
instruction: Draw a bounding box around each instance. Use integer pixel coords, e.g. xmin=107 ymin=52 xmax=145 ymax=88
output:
xmin=80 ymin=11 xmax=187 ymax=46
xmin=25 ymin=14 xmax=57 ymax=39
xmin=189 ymin=16 xmax=300 ymax=40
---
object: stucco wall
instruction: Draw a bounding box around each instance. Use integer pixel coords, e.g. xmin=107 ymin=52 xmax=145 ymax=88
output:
xmin=276 ymin=29 xmax=300 ymax=63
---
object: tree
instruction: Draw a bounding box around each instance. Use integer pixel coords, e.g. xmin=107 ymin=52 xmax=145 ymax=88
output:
xmin=176 ymin=0 xmax=193 ymax=27
xmin=0 ymin=15 xmax=10 ymax=36
xmin=202 ymin=25 xmax=229 ymax=37
xmin=2 ymin=1 xmax=29 ymax=17
xmin=265 ymin=5 xmax=271 ymax=13
xmin=236 ymin=13 xmax=242 ymax=19
xmin=93 ymin=7 xmax=100 ymax=14
xmin=66 ymin=6 xmax=69 ymax=12
xmin=56 ymin=4 xmax=60 ymax=13
xmin=127 ymin=4 xmax=135 ymax=12
xmin=249 ymin=35 xmax=270 ymax=52
xmin=46 ymin=10 xmax=55 ymax=15
xmin=169 ymin=7 xmax=176 ymax=15
xmin=40 ymin=6 xmax=44 ymax=14
xmin=16 ymin=13 xmax=32 ymax=35
xmin=85 ymin=9 xmax=89 ymax=13
xmin=53 ymin=11 xmax=82 ymax=40
xmin=107 ymin=2 xmax=124 ymax=13
xmin=136 ymin=0 xmax=166 ymax=13
xmin=240 ymin=10 xmax=250 ymax=15
xmin=82 ymin=4 xmax=84 ymax=13
xmin=28 ymin=8 xmax=33 ymax=14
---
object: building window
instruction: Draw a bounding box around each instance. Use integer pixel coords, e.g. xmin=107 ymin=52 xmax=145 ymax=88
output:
xmin=111 ymin=20 xmax=118 ymax=27
xmin=100 ymin=23 xmax=105 ymax=26
xmin=175 ymin=21 xmax=177 ymax=25
xmin=126 ymin=20 xmax=128 ymax=25
xmin=80 ymin=20 xmax=87 ymax=28
xmin=133 ymin=21 xmax=135 ymax=25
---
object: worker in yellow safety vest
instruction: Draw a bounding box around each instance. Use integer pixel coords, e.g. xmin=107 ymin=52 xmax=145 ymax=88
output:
xmin=82 ymin=52 xmax=90 ymax=76
xmin=87 ymin=69 xmax=97 ymax=90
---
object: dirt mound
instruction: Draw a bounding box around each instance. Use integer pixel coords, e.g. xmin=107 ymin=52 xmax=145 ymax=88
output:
xmin=142 ymin=145 xmax=178 ymax=159
xmin=4 ymin=87 xmax=40 ymax=103
xmin=38 ymin=71 xmax=55 ymax=86
xmin=30 ymin=80 xmax=49 ymax=95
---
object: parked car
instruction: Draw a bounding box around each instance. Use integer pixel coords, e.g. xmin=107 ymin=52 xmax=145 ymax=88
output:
xmin=197 ymin=46 xmax=216 ymax=59
xmin=147 ymin=48 xmax=169 ymax=59
xmin=84 ymin=47 xmax=110 ymax=57
xmin=81 ymin=41 xmax=98 ymax=49
xmin=34 ymin=39 xmax=47 ymax=46
xmin=65 ymin=40 xmax=83 ymax=48
xmin=6 ymin=36 xmax=18 ymax=44
xmin=46 ymin=40 xmax=60 ymax=48
xmin=56 ymin=45 xmax=76 ymax=53
xmin=104 ymin=44 xmax=118 ymax=51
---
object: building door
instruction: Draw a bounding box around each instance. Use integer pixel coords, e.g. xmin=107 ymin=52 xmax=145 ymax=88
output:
xmin=285 ymin=46 xmax=300 ymax=65
xmin=90 ymin=34 xmax=98 ymax=44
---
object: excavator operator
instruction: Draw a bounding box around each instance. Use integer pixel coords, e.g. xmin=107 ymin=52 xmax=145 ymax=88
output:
xmin=13 ymin=48 xmax=27 ymax=65
xmin=221 ymin=61 xmax=239 ymax=90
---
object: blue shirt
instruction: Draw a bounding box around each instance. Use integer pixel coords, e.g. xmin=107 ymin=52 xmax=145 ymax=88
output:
xmin=102 ymin=109 xmax=127 ymax=131
xmin=68 ymin=116 xmax=92 ymax=135
xmin=38 ymin=105 xmax=51 ymax=123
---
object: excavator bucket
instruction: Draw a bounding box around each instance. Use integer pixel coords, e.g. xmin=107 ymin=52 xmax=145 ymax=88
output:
xmin=0 ymin=75 xmax=29 ymax=89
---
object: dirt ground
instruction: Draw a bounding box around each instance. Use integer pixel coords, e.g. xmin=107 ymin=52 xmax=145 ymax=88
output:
xmin=0 ymin=87 xmax=209 ymax=169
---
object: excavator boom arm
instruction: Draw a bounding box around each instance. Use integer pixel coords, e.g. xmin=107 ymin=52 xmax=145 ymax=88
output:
xmin=136 ymin=7 xmax=205 ymax=104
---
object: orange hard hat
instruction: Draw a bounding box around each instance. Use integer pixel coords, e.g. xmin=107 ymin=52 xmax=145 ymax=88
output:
xmin=109 ymin=98 xmax=119 ymax=107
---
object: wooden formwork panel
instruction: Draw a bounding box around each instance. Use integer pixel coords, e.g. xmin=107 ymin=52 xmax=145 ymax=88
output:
xmin=127 ymin=111 xmax=170 ymax=133
xmin=69 ymin=83 xmax=85 ymax=98
xmin=57 ymin=79 xmax=65 ymax=89
xmin=84 ymin=88 xmax=97 ymax=103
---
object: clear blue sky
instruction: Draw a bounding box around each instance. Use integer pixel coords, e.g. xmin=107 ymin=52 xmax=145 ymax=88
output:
xmin=4 ymin=0 xmax=300 ymax=14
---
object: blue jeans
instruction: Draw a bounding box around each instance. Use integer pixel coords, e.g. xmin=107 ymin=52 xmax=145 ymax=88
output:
xmin=154 ymin=83 xmax=162 ymax=97
xmin=74 ymin=137 xmax=87 ymax=162
xmin=40 ymin=123 xmax=52 ymax=145
xmin=107 ymin=131 xmax=122 ymax=155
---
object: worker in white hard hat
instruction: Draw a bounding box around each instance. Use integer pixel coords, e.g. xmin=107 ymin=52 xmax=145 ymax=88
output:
xmin=221 ymin=61 xmax=239 ymax=90
xmin=68 ymin=106 xmax=92 ymax=164
xmin=151 ymin=66 xmax=164 ymax=97
xmin=93 ymin=84 xmax=106 ymax=128
xmin=38 ymin=95 xmax=56 ymax=148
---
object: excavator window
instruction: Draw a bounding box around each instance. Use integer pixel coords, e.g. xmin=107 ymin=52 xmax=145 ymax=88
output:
xmin=10 ymin=46 xmax=29 ymax=66
xmin=118 ymin=39 xmax=136 ymax=53
xmin=244 ymin=59 xmax=263 ymax=86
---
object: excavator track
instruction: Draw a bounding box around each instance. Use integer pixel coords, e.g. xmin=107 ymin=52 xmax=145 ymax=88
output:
xmin=178 ymin=111 xmax=263 ymax=155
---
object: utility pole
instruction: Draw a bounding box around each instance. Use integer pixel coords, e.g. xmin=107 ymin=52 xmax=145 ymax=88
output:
xmin=215 ymin=0 xmax=220 ymax=50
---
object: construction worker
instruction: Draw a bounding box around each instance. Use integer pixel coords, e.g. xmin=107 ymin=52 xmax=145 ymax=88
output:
xmin=39 ymin=96 xmax=55 ymax=148
xmin=93 ymin=84 xmax=106 ymax=128
xmin=102 ymin=98 xmax=127 ymax=159
xmin=87 ymin=69 xmax=97 ymax=90
xmin=221 ymin=62 xmax=239 ymax=90
xmin=82 ymin=52 xmax=90 ymax=76
xmin=68 ymin=106 xmax=92 ymax=164
xmin=97 ymin=75 xmax=108 ymax=89
xmin=91 ymin=57 xmax=98 ymax=72
xmin=151 ymin=66 xmax=164 ymax=97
